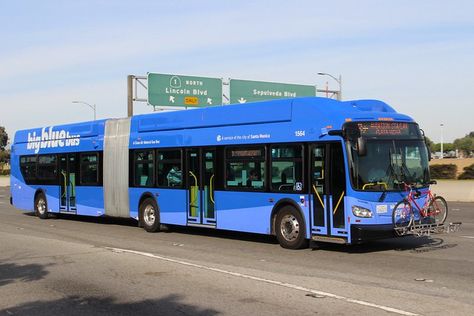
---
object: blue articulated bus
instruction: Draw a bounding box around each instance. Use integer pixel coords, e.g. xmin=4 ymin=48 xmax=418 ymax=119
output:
xmin=10 ymin=97 xmax=432 ymax=249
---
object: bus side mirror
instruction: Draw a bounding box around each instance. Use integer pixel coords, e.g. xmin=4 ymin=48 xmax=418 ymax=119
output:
xmin=424 ymin=139 xmax=432 ymax=161
xmin=357 ymin=137 xmax=367 ymax=156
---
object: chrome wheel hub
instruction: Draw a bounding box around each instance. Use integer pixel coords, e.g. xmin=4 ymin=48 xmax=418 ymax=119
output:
xmin=280 ymin=214 xmax=300 ymax=241
xmin=143 ymin=205 xmax=156 ymax=226
xmin=37 ymin=199 xmax=46 ymax=214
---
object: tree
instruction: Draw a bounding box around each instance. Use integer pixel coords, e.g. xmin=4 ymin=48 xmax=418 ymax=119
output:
xmin=432 ymin=143 xmax=454 ymax=152
xmin=0 ymin=126 xmax=7 ymax=151
xmin=424 ymin=136 xmax=435 ymax=152
xmin=452 ymin=132 xmax=474 ymax=156
xmin=0 ymin=150 xmax=9 ymax=165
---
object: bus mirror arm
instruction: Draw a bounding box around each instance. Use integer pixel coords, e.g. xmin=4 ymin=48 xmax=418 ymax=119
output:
xmin=424 ymin=139 xmax=432 ymax=161
xmin=357 ymin=137 xmax=367 ymax=156
xmin=328 ymin=129 xmax=343 ymax=136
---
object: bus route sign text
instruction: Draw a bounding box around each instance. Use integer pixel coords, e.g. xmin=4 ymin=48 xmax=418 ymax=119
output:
xmin=147 ymin=73 xmax=222 ymax=107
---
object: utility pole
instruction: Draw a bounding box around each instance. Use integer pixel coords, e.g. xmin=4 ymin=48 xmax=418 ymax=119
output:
xmin=317 ymin=72 xmax=342 ymax=100
xmin=72 ymin=101 xmax=96 ymax=120
xmin=127 ymin=75 xmax=134 ymax=117
xmin=440 ymin=123 xmax=444 ymax=159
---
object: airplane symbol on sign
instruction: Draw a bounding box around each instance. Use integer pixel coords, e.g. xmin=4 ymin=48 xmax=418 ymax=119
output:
xmin=237 ymin=97 xmax=247 ymax=103
xmin=169 ymin=96 xmax=175 ymax=103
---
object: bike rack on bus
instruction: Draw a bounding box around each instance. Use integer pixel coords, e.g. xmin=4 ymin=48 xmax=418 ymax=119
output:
xmin=394 ymin=222 xmax=462 ymax=237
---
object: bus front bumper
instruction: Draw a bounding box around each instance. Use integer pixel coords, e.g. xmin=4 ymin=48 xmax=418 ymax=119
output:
xmin=351 ymin=224 xmax=395 ymax=243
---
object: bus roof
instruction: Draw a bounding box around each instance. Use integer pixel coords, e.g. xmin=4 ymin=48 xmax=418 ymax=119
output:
xmin=13 ymin=97 xmax=414 ymax=153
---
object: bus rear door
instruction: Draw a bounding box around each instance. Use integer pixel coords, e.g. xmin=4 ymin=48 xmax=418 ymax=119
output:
xmin=59 ymin=154 xmax=77 ymax=213
xmin=186 ymin=148 xmax=216 ymax=227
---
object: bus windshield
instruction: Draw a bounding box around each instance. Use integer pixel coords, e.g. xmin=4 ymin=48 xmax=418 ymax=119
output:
xmin=345 ymin=122 xmax=430 ymax=191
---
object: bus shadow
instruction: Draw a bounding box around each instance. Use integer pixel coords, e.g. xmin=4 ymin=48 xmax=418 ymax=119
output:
xmin=315 ymin=236 xmax=458 ymax=254
xmin=0 ymin=294 xmax=220 ymax=316
xmin=23 ymin=212 xmax=456 ymax=252
xmin=22 ymin=212 xmax=279 ymax=245
xmin=165 ymin=225 xmax=280 ymax=245
xmin=24 ymin=212 xmax=139 ymax=227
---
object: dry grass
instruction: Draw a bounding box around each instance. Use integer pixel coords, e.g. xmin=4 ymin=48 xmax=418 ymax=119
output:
xmin=429 ymin=158 xmax=474 ymax=176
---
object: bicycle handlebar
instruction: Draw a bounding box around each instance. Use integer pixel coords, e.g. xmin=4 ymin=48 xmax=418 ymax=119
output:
xmin=396 ymin=180 xmax=436 ymax=192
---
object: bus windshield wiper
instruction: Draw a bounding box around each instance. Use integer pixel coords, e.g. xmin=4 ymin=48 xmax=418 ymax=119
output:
xmin=378 ymin=185 xmax=387 ymax=202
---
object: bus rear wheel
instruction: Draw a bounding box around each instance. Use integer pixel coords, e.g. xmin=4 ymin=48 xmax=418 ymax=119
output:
xmin=140 ymin=198 xmax=160 ymax=232
xmin=275 ymin=206 xmax=308 ymax=249
xmin=35 ymin=193 xmax=48 ymax=219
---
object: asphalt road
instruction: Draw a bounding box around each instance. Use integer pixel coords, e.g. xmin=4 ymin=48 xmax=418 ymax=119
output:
xmin=0 ymin=186 xmax=473 ymax=315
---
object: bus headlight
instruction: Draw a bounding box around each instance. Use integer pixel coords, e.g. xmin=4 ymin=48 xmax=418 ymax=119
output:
xmin=352 ymin=206 xmax=372 ymax=218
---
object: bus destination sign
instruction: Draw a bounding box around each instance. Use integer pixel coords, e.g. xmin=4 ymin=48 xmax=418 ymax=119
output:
xmin=358 ymin=122 xmax=410 ymax=137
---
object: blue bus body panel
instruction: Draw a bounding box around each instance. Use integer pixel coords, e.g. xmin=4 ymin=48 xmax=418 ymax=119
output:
xmin=75 ymin=187 xmax=105 ymax=216
xmin=129 ymin=98 xmax=414 ymax=149
xmin=215 ymin=191 xmax=311 ymax=238
xmin=136 ymin=99 xmax=293 ymax=133
xmin=13 ymin=120 xmax=106 ymax=155
xmin=10 ymin=177 xmax=59 ymax=213
xmin=11 ymin=120 xmax=107 ymax=214
xmin=129 ymin=188 xmax=188 ymax=225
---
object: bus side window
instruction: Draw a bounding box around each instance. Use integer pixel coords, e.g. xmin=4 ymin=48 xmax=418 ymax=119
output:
xmin=37 ymin=154 xmax=58 ymax=185
xmin=312 ymin=146 xmax=325 ymax=195
xmin=225 ymin=146 xmax=265 ymax=190
xmin=156 ymin=149 xmax=182 ymax=188
xmin=134 ymin=150 xmax=154 ymax=187
xmin=270 ymin=145 xmax=303 ymax=192
xmin=80 ymin=153 xmax=99 ymax=185
xmin=20 ymin=155 xmax=37 ymax=185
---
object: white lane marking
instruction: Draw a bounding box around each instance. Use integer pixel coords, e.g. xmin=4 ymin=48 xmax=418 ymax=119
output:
xmin=106 ymin=247 xmax=418 ymax=316
xmin=460 ymin=236 xmax=474 ymax=239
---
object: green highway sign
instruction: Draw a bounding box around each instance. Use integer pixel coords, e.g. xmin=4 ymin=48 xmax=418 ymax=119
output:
xmin=229 ymin=79 xmax=316 ymax=104
xmin=147 ymin=73 xmax=222 ymax=107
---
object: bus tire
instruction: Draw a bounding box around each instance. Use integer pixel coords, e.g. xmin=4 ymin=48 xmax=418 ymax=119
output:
xmin=275 ymin=206 xmax=308 ymax=249
xmin=139 ymin=198 xmax=160 ymax=232
xmin=35 ymin=192 xmax=48 ymax=219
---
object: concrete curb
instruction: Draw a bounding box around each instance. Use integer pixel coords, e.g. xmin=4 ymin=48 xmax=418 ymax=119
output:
xmin=431 ymin=180 xmax=474 ymax=202
xmin=0 ymin=176 xmax=9 ymax=187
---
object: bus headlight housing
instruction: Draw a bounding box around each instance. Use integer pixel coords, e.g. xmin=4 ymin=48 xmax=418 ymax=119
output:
xmin=352 ymin=206 xmax=372 ymax=218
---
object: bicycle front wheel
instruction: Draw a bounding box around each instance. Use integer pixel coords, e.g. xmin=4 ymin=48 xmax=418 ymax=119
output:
xmin=428 ymin=196 xmax=448 ymax=224
xmin=392 ymin=200 xmax=414 ymax=235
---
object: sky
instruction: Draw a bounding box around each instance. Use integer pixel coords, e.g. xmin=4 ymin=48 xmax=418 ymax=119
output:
xmin=1 ymin=0 xmax=473 ymax=143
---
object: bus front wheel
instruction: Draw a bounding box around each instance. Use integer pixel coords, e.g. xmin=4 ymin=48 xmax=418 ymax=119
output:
xmin=140 ymin=198 xmax=160 ymax=232
xmin=35 ymin=193 xmax=48 ymax=219
xmin=275 ymin=206 xmax=308 ymax=249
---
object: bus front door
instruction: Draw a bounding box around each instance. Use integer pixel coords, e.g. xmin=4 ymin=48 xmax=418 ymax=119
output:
xmin=186 ymin=148 xmax=216 ymax=227
xmin=59 ymin=154 xmax=77 ymax=213
xmin=311 ymin=143 xmax=347 ymax=241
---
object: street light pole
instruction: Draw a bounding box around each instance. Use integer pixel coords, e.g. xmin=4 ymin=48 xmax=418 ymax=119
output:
xmin=440 ymin=123 xmax=444 ymax=159
xmin=317 ymin=72 xmax=342 ymax=100
xmin=72 ymin=101 xmax=96 ymax=120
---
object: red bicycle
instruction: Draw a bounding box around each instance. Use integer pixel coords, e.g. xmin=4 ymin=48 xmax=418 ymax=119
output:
xmin=392 ymin=181 xmax=448 ymax=235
